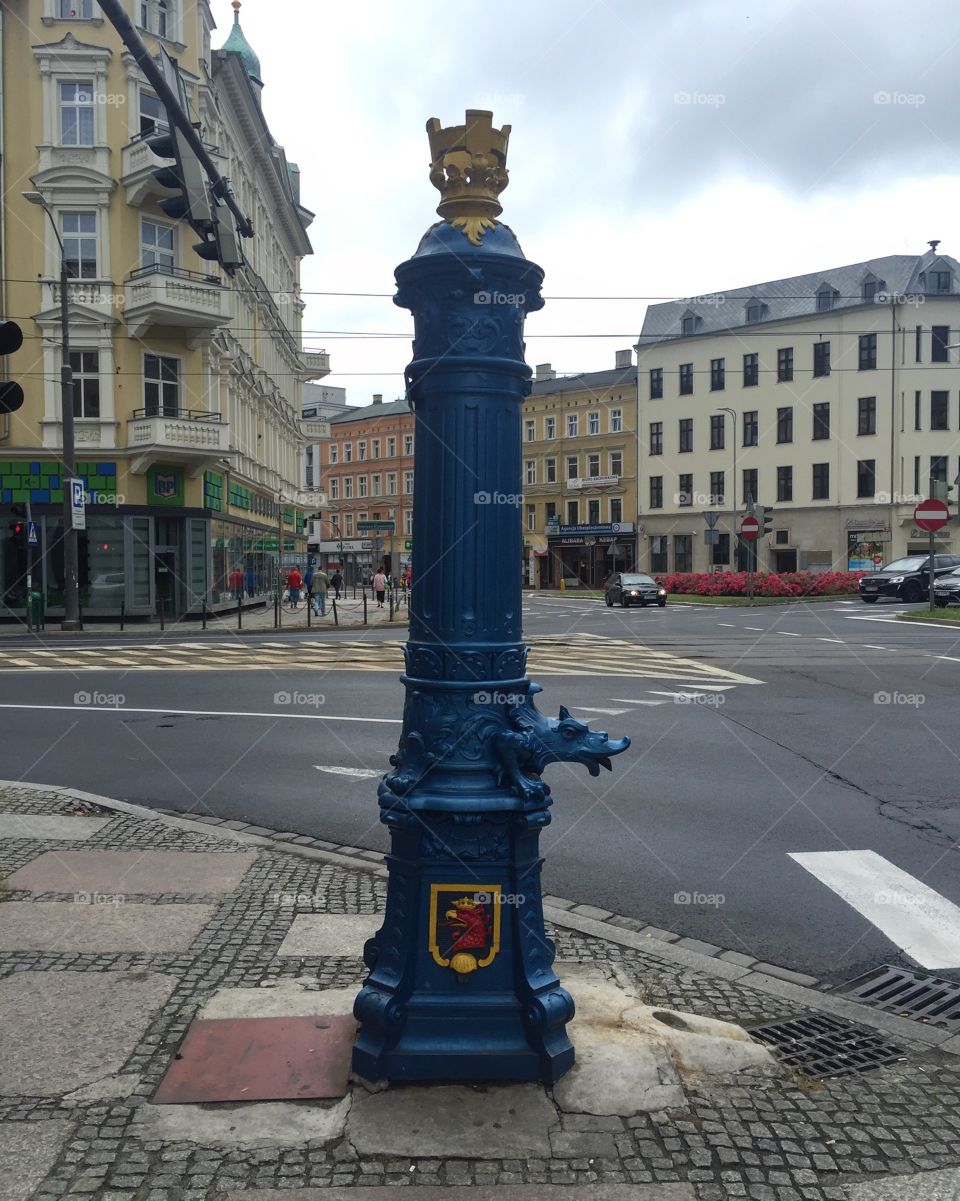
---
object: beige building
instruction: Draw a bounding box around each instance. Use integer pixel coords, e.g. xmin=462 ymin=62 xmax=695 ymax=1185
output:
xmin=521 ymin=352 xmax=638 ymax=588
xmin=635 ymin=249 xmax=960 ymax=575
xmin=0 ymin=0 xmax=327 ymax=619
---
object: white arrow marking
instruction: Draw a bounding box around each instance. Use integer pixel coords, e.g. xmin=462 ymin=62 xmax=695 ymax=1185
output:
xmin=571 ymin=705 xmax=630 ymax=716
xmin=315 ymin=766 xmax=383 ymax=779
xmin=789 ymin=849 xmax=960 ymax=969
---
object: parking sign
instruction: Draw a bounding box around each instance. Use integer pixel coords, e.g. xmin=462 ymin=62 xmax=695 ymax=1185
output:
xmin=69 ymin=478 xmax=86 ymax=530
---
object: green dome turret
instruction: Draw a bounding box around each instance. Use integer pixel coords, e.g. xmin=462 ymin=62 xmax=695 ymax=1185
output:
xmin=221 ymin=0 xmax=263 ymax=88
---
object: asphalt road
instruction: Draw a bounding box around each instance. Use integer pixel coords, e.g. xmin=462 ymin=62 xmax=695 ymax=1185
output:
xmin=1 ymin=593 xmax=959 ymax=987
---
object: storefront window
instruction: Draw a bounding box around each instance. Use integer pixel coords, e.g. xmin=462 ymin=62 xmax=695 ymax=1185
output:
xmin=130 ymin=518 xmax=152 ymax=608
xmin=82 ymin=516 xmax=124 ymax=609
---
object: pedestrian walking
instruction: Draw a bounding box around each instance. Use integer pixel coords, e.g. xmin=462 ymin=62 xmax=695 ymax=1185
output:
xmin=310 ymin=567 xmax=329 ymax=616
xmin=373 ymin=569 xmax=386 ymax=608
xmin=330 ymin=570 xmax=343 ymax=600
xmin=286 ymin=566 xmax=302 ymax=609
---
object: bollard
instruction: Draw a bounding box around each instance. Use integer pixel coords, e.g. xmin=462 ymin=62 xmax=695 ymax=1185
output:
xmin=202 ymin=600 xmax=207 ymax=630
xmin=389 ymin=589 xmax=394 ymax=621
xmin=307 ymin=597 xmax=312 ymax=628
xmin=332 ymin=597 xmax=339 ymax=626
xmin=237 ymin=599 xmax=242 ymax=630
xmin=274 ymin=594 xmax=280 ymax=629
xmin=159 ymin=598 xmax=165 ymax=632
xmin=120 ymin=599 xmax=125 ymax=631
xmin=363 ymin=593 xmax=368 ymax=625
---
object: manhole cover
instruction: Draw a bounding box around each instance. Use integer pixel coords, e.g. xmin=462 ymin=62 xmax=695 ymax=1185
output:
xmin=833 ymin=964 xmax=960 ymax=1031
xmin=748 ymin=1013 xmax=904 ymax=1078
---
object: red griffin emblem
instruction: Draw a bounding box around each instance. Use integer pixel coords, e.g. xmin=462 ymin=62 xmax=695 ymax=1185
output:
xmin=429 ymin=885 xmax=502 ymax=974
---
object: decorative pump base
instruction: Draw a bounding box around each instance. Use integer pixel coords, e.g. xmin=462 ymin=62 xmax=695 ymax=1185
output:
xmin=352 ymin=112 xmax=629 ymax=1084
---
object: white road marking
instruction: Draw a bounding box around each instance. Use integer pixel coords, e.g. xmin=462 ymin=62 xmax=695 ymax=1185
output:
xmin=862 ymin=645 xmax=888 ymax=651
xmin=571 ymin=705 xmax=631 ymax=716
xmin=745 ymin=626 xmax=764 ymax=631
xmin=935 ymin=655 xmax=960 ymax=662
xmin=609 ymin=698 xmax=670 ymax=706
xmin=717 ymin=622 xmax=736 ymax=628
xmin=779 ymin=632 xmax=802 ymax=637
xmin=818 ymin=637 xmax=843 ymax=643
xmin=0 ymin=703 xmax=402 ymax=724
xmin=789 ymin=849 xmax=960 ymax=970
xmin=646 ymin=690 xmax=710 ymax=699
xmin=315 ymin=766 xmax=383 ymax=779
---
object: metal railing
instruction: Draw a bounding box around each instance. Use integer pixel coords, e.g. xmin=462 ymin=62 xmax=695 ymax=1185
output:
xmin=130 ymin=406 xmax=223 ymax=422
xmin=126 ymin=262 xmax=223 ymax=287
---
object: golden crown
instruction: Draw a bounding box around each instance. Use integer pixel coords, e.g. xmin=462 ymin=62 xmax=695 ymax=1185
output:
xmin=451 ymin=896 xmax=480 ymax=910
xmin=426 ymin=110 xmax=511 ymax=245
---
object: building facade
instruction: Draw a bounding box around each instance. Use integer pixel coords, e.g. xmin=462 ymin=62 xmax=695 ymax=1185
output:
xmin=521 ymin=352 xmax=637 ymax=588
xmin=0 ymin=0 xmax=326 ymax=620
xmin=301 ymin=381 xmax=347 ymax=497
xmin=311 ymin=396 xmax=414 ymax=584
xmin=635 ymin=250 xmax=960 ymax=575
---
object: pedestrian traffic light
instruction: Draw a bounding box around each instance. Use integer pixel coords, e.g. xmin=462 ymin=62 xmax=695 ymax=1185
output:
xmin=193 ymin=193 xmax=243 ymax=275
xmin=0 ymin=319 xmax=25 ymax=415
xmin=761 ymin=507 xmax=775 ymax=536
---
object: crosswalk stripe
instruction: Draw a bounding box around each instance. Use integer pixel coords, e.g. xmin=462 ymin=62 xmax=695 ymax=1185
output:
xmin=789 ymin=849 xmax=960 ymax=970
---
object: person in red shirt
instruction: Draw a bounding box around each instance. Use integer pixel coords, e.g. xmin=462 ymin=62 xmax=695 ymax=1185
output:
xmin=286 ymin=567 xmax=303 ymax=609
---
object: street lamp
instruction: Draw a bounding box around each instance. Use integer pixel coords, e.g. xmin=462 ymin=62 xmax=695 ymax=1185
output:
xmin=23 ymin=189 xmax=82 ymax=630
xmin=716 ymin=406 xmax=737 ymax=570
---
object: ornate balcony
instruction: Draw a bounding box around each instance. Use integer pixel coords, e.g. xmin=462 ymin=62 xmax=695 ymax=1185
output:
xmin=299 ymin=349 xmax=330 ymax=379
xmin=127 ymin=407 xmax=230 ymax=475
xmin=123 ymin=264 xmax=229 ymax=344
xmin=121 ymin=134 xmax=228 ymax=207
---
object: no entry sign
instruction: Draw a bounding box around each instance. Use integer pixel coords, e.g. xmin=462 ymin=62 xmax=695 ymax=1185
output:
xmin=914 ymin=498 xmax=949 ymax=533
xmin=740 ymin=515 xmax=760 ymax=541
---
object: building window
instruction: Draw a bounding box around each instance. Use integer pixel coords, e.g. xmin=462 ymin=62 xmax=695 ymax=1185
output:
xmin=776 ymin=406 xmax=793 ymax=443
xmin=678 ymin=418 xmax=693 ymax=453
xmin=609 ymin=451 xmax=622 ymax=476
xmin=587 ymin=453 xmax=600 ymax=478
xmin=328 ymin=443 xmax=338 ymax=465
xmin=929 ymin=270 xmax=952 ymax=294
xmin=681 ymin=315 xmax=696 ymax=336
xmin=402 ymin=434 xmax=413 ymax=455
xmin=915 ymin=391 xmax=922 ymax=430
xmin=649 ymin=421 xmax=662 ymax=455
xmin=776 ymin=465 xmax=793 ymax=502
xmin=859 ymin=333 xmax=877 ymax=370
xmin=341 ymin=511 xmax=353 ymax=536
xmin=70 ymin=350 xmax=100 ymax=418
xmin=60 ymin=0 xmax=95 ymax=14
xmin=403 ymin=470 xmax=414 ymax=494
xmin=404 ymin=509 xmax=413 ymax=536
xmin=743 ymin=352 xmax=758 ymax=386
xmin=812 ymin=402 xmax=830 ymax=440
xmin=588 ymin=498 xmax=601 ymax=524
xmin=746 ymin=300 xmax=764 ymax=324
xmin=679 ymin=363 xmax=694 ymax=395
xmin=61 ymin=211 xmax=97 ymax=278
xmin=857 ymin=459 xmax=876 ymax=498
xmin=858 ymin=396 xmax=877 ymax=435
xmin=59 ymin=80 xmax=95 ymax=146
xmin=545 ymin=416 xmax=556 ymax=439
xmin=932 ymin=326 xmax=950 ymax=362
xmin=141 ymin=218 xmax=174 ymax=272
xmin=343 ymin=443 xmax=352 ymax=463
xmin=386 ymin=472 xmax=397 ymax=495
xmin=610 ymin=408 xmax=623 ymax=432
xmin=524 ymin=459 xmax=536 ymax=485
xmin=650 ymin=535 xmax=668 ymax=572
xmin=143 ymin=353 xmax=179 ymax=416
xmin=545 ymin=502 xmax=557 ymax=523
xmin=931 ymin=391 xmax=949 ymax=430
xmin=526 ymin=504 xmax=536 ymax=532
xmin=525 ymin=419 xmax=536 ymax=442
xmin=545 ymin=457 xmax=557 ymax=483
xmin=812 ymin=462 xmax=830 ymax=500
xmin=371 ymin=475 xmax=382 ymax=497
xmin=588 ymin=411 xmax=600 ymax=435
xmin=777 ymin=347 xmax=793 ymax=382
xmin=343 ymin=477 xmax=353 ymax=499
xmin=139 ymin=89 xmax=168 ymax=137
xmin=709 ymin=470 xmax=725 ymax=505
xmin=566 ymin=500 xmax=579 ymax=524
xmin=916 ymin=326 xmax=923 ymax=362
xmin=567 ymin=413 xmax=578 ymax=437
xmin=674 ymin=535 xmax=693 ymax=572
xmin=931 ymin=455 xmax=948 ymax=483
xmin=328 ymin=478 xmax=339 ymax=500
xmin=710 ymin=358 xmax=725 ymax=391
xmin=610 ymin=497 xmax=622 ymax=523
xmin=813 ymin=341 xmax=831 ymax=377
xmin=743 ymin=468 xmax=758 ymax=507
xmin=358 ymin=475 xmax=368 ymax=498
xmin=566 ymin=456 xmax=578 ymax=480
xmin=372 ymin=439 xmax=381 ymax=459
xmin=358 ymin=440 xmax=367 ymax=461
xmin=710 ymin=413 xmax=725 ymax=450
xmin=678 ymin=474 xmax=693 ymax=506
xmin=862 ymin=274 xmax=881 ymax=303
xmin=649 ymin=476 xmax=663 ymax=509
xmin=650 ymin=368 xmax=663 ymax=399
xmin=743 ymin=411 xmax=758 ymax=446
xmin=816 ymin=284 xmax=836 ymax=312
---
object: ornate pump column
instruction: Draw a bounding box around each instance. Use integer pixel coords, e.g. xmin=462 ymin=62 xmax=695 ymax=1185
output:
xmin=352 ymin=111 xmax=630 ymax=1084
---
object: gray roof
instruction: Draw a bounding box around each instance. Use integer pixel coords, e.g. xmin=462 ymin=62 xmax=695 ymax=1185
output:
xmin=638 ymin=250 xmax=960 ymax=346
xmin=530 ymin=365 xmax=636 ymax=397
xmin=328 ymin=399 xmax=411 ymax=425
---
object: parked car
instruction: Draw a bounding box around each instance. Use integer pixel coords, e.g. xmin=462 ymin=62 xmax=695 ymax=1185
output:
xmin=933 ymin=566 xmax=960 ymax=607
xmin=858 ymin=554 xmax=960 ymax=603
xmin=605 ymin=572 xmax=667 ymax=608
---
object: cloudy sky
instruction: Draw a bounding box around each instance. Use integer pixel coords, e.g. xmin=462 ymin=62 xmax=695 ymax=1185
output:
xmin=228 ymin=0 xmax=960 ymax=406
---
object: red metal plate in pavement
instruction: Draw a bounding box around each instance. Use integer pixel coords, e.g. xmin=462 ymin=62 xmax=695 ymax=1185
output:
xmin=154 ymin=1014 xmax=356 ymax=1103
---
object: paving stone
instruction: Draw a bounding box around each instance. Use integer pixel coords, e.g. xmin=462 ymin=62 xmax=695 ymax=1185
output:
xmin=542 ymin=896 xmax=576 ymax=910
xmin=131 ymin=1099 xmax=350 ymax=1147
xmin=676 ymin=937 xmax=723 ymax=956
xmin=225 ymin=1187 xmax=691 ymax=1198
xmin=0 ymin=1120 xmax=73 ymax=1201
xmin=718 ymin=951 xmax=758 ymax=967
xmin=550 ymin=1130 xmax=620 ymax=1158
xmin=608 ymin=916 xmax=646 ymax=932
xmin=276 ymin=914 xmax=381 ymax=958
xmin=842 ymin=1167 xmax=960 ymax=1198
xmin=0 ymin=970 xmax=177 ymax=1096
xmin=572 ymin=904 xmax=614 ymax=920
xmin=0 ymin=814 xmax=112 ymax=841
xmin=200 ymin=982 xmax=358 ymax=1020
xmin=242 ymin=826 xmax=276 ymax=837
xmin=220 ymin=821 xmax=251 ymax=831
xmin=4 ymin=850 xmax=255 ymax=896
xmin=269 ymin=833 xmax=300 ymax=842
xmin=640 ymin=926 xmax=681 ymax=942
xmin=347 ymin=1084 xmax=556 ymax=1157
xmin=751 ymin=963 xmax=819 ymax=987
xmin=0 ymin=902 xmax=214 ymax=952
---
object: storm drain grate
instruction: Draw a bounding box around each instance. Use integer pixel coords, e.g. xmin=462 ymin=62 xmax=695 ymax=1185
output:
xmin=833 ymin=964 xmax=960 ymax=1031
xmin=748 ymin=1013 xmax=904 ymax=1078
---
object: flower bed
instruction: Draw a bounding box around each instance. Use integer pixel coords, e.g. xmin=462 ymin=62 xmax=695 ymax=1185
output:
xmin=656 ymin=570 xmax=865 ymax=597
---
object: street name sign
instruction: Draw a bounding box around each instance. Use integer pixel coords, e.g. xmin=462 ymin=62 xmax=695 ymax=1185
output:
xmin=358 ymin=520 xmax=395 ymax=532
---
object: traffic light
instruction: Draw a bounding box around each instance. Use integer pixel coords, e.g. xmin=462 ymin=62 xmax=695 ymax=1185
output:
xmin=761 ymin=507 xmax=775 ymax=536
xmin=148 ymin=49 xmax=213 ymax=242
xmin=0 ymin=320 xmax=25 ymax=415
xmin=193 ymin=193 xmax=243 ymax=275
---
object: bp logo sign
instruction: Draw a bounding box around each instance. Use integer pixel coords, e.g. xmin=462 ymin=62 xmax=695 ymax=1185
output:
xmin=148 ymin=466 xmax=183 ymax=506
xmin=155 ymin=472 xmax=177 ymax=497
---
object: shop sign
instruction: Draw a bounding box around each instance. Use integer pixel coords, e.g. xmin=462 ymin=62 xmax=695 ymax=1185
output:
xmin=557 ymin=521 xmax=634 ymax=536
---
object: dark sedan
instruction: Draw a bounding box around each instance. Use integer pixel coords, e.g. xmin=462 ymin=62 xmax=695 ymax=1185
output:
xmin=933 ymin=566 xmax=960 ymax=607
xmin=604 ymin=572 xmax=667 ymax=608
xmin=858 ymin=554 xmax=960 ymax=603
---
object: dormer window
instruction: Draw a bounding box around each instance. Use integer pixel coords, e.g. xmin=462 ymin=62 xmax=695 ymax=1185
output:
xmin=816 ymin=283 xmax=838 ymax=312
xmin=861 ymin=274 xmax=884 ymax=303
xmin=681 ymin=310 xmax=697 ymax=336
xmin=930 ymin=269 xmax=952 ymax=293
xmin=745 ymin=299 xmax=765 ymax=324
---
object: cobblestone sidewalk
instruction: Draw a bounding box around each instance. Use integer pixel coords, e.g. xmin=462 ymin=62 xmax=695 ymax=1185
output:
xmin=1 ymin=782 xmax=959 ymax=1201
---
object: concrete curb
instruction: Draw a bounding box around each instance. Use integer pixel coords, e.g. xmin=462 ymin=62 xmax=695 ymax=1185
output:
xmin=4 ymin=780 xmax=957 ymax=1056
